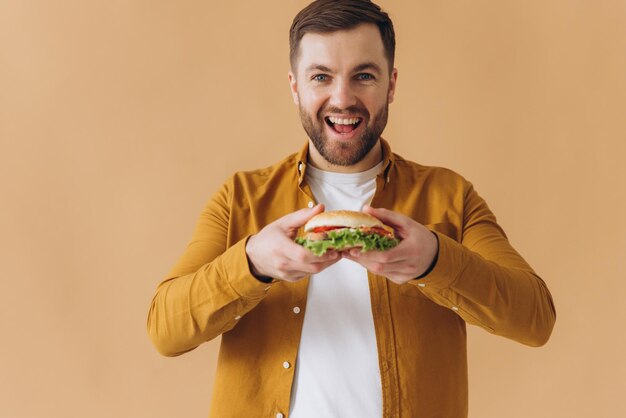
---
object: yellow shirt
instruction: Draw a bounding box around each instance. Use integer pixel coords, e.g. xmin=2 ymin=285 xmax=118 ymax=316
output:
xmin=147 ymin=139 xmax=556 ymax=418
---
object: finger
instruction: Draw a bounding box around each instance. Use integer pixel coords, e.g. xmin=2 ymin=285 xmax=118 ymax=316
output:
xmin=343 ymin=253 xmax=405 ymax=272
xmin=275 ymin=270 xmax=308 ymax=282
xmin=308 ymin=250 xmax=341 ymax=263
xmin=386 ymin=274 xmax=420 ymax=285
xmin=289 ymin=245 xmax=340 ymax=264
xmin=279 ymin=236 xmax=336 ymax=260
xmin=302 ymin=257 xmax=342 ymax=274
xmin=278 ymin=203 xmax=325 ymax=230
xmin=347 ymin=245 xmax=408 ymax=263
xmin=362 ymin=205 xmax=411 ymax=230
xmin=269 ymin=251 xmax=317 ymax=279
xmin=284 ymin=253 xmax=341 ymax=276
xmin=343 ymin=253 xmax=415 ymax=276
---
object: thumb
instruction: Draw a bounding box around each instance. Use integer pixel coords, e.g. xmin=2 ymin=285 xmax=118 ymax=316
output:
xmin=362 ymin=205 xmax=407 ymax=229
xmin=279 ymin=203 xmax=325 ymax=229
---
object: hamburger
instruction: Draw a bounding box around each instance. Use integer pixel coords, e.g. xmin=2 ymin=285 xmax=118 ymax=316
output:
xmin=295 ymin=210 xmax=400 ymax=256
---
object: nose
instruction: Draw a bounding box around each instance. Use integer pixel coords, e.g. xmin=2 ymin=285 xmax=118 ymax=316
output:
xmin=328 ymin=78 xmax=357 ymax=109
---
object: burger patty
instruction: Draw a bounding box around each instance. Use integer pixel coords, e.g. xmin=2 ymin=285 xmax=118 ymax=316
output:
xmin=305 ymin=226 xmax=393 ymax=241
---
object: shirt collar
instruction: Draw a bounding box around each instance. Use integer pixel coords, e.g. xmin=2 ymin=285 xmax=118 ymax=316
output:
xmin=296 ymin=138 xmax=396 ymax=186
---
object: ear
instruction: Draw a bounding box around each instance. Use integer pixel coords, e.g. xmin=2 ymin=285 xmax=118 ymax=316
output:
xmin=288 ymin=71 xmax=299 ymax=106
xmin=387 ymin=68 xmax=398 ymax=104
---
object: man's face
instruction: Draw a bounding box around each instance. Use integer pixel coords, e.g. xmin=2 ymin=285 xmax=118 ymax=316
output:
xmin=289 ymin=24 xmax=397 ymax=167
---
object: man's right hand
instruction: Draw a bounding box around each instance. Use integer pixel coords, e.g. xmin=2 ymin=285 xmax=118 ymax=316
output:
xmin=245 ymin=204 xmax=341 ymax=282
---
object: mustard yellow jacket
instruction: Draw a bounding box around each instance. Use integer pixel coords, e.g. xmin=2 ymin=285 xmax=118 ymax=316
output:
xmin=147 ymin=139 xmax=556 ymax=418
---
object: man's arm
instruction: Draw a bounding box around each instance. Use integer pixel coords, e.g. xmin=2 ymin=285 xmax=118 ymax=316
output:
xmin=344 ymin=184 xmax=556 ymax=347
xmin=416 ymin=182 xmax=556 ymax=346
xmin=147 ymin=181 xmax=340 ymax=356
xmin=146 ymin=180 xmax=271 ymax=356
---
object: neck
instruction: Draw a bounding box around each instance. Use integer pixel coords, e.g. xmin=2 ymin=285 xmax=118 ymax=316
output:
xmin=307 ymin=140 xmax=382 ymax=173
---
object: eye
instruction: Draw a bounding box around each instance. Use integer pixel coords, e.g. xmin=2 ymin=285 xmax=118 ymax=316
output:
xmin=356 ymin=73 xmax=375 ymax=81
xmin=312 ymin=74 xmax=328 ymax=82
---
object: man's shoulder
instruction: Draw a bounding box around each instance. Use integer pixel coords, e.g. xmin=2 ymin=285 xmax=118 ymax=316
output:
xmin=227 ymin=151 xmax=299 ymax=188
xmin=392 ymin=153 xmax=468 ymax=186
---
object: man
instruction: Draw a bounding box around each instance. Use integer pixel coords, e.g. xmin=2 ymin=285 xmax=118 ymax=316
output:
xmin=147 ymin=0 xmax=556 ymax=417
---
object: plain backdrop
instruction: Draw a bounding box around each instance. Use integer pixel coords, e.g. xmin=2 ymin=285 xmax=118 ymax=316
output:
xmin=1 ymin=1 xmax=625 ymax=417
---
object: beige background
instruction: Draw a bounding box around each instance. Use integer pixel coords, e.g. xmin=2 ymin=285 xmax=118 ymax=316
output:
xmin=1 ymin=1 xmax=625 ymax=417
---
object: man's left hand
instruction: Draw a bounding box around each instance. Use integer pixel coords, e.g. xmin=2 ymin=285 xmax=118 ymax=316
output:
xmin=342 ymin=205 xmax=439 ymax=285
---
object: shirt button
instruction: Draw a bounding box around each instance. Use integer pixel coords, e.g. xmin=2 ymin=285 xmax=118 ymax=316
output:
xmin=307 ymin=201 xmax=314 ymax=208
xmin=283 ymin=361 xmax=291 ymax=369
xmin=276 ymin=413 xmax=284 ymax=418
xmin=451 ymin=306 xmax=459 ymax=311
xmin=293 ymin=307 xmax=301 ymax=314
xmin=417 ymin=283 xmax=426 ymax=288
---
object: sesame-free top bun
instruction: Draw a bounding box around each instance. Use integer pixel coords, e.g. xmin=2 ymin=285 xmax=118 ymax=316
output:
xmin=304 ymin=210 xmax=384 ymax=232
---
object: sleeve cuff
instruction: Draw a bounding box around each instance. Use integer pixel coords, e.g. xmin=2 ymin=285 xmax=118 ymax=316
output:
xmin=217 ymin=236 xmax=274 ymax=299
xmin=410 ymin=230 xmax=466 ymax=291
xmin=415 ymin=231 xmax=440 ymax=279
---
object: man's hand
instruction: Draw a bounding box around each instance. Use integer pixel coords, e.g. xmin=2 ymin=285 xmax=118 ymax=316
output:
xmin=342 ymin=205 xmax=439 ymax=285
xmin=246 ymin=204 xmax=341 ymax=282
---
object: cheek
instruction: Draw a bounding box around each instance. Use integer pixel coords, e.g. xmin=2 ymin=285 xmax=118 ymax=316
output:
xmin=299 ymin=91 xmax=326 ymax=113
xmin=364 ymin=91 xmax=390 ymax=113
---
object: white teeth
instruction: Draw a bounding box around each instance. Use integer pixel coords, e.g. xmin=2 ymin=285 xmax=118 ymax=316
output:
xmin=328 ymin=116 xmax=359 ymax=125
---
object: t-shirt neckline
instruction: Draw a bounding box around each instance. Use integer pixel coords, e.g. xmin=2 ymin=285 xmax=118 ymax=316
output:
xmin=305 ymin=161 xmax=383 ymax=185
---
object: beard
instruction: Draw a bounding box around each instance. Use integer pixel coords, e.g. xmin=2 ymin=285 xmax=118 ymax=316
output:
xmin=298 ymin=101 xmax=388 ymax=166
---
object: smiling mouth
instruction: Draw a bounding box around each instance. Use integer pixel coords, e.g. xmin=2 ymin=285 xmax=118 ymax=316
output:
xmin=325 ymin=116 xmax=363 ymax=134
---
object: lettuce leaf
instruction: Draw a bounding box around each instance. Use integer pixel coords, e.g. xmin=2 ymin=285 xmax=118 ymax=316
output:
xmin=295 ymin=228 xmax=399 ymax=256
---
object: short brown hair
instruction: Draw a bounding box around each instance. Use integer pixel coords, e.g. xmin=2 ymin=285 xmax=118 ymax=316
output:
xmin=289 ymin=0 xmax=396 ymax=72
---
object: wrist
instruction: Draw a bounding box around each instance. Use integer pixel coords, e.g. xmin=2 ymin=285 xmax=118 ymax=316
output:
xmin=245 ymin=235 xmax=274 ymax=283
xmin=416 ymin=231 xmax=439 ymax=279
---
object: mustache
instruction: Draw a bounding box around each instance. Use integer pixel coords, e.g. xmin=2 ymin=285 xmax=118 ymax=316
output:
xmin=318 ymin=105 xmax=369 ymax=119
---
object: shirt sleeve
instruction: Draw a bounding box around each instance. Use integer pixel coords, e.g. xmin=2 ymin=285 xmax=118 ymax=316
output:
xmin=413 ymin=181 xmax=556 ymax=347
xmin=147 ymin=178 xmax=272 ymax=356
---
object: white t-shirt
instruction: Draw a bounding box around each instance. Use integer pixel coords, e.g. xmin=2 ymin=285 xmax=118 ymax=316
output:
xmin=289 ymin=162 xmax=383 ymax=418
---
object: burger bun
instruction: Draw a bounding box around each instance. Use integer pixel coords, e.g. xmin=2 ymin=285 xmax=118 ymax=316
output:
xmin=304 ymin=210 xmax=386 ymax=232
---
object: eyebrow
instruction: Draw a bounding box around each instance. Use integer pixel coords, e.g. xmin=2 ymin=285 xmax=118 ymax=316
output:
xmin=353 ymin=62 xmax=383 ymax=75
xmin=304 ymin=64 xmax=333 ymax=74
xmin=304 ymin=62 xmax=383 ymax=75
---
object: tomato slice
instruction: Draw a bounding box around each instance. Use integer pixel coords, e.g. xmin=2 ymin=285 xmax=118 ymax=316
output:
xmin=311 ymin=225 xmax=392 ymax=236
xmin=311 ymin=226 xmax=343 ymax=233
xmin=362 ymin=226 xmax=392 ymax=236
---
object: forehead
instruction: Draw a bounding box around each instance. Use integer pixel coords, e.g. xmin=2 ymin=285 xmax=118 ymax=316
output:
xmin=296 ymin=23 xmax=387 ymax=74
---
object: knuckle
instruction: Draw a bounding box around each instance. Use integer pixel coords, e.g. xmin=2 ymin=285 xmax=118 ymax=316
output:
xmin=294 ymin=251 xmax=308 ymax=264
xmin=372 ymin=262 xmax=384 ymax=273
xmin=310 ymin=263 xmax=324 ymax=274
xmin=276 ymin=260 xmax=289 ymax=271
